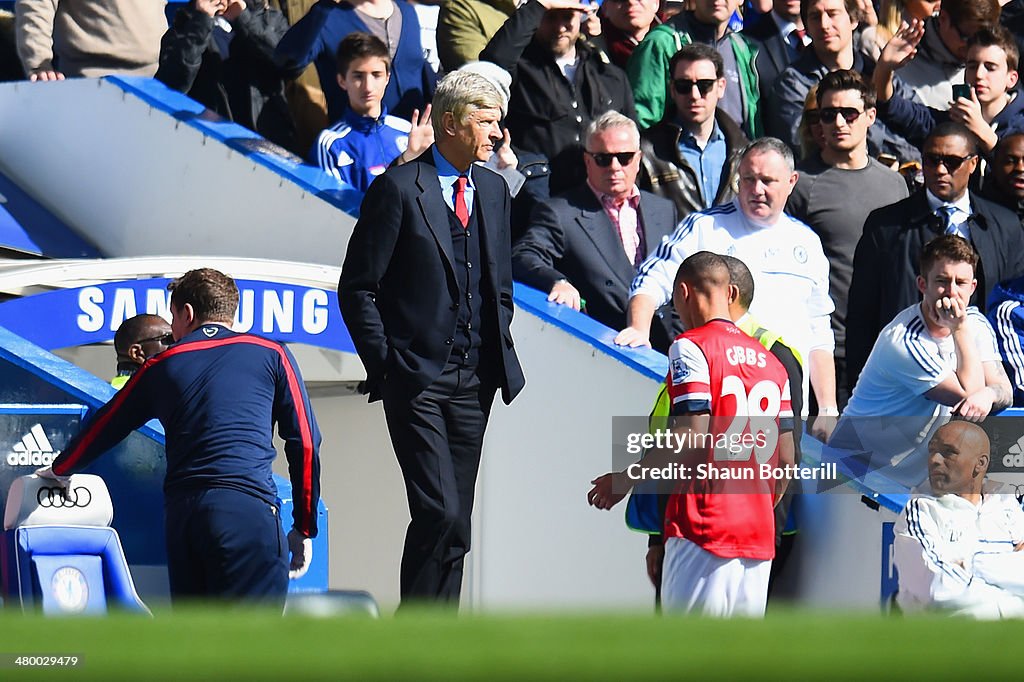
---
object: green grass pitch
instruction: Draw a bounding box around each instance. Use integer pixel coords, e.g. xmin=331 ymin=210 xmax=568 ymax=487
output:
xmin=0 ymin=608 xmax=1021 ymax=680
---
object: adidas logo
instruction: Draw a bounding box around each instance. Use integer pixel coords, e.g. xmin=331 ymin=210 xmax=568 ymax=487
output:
xmin=1005 ymin=436 xmax=1024 ymax=468
xmin=7 ymin=424 xmax=60 ymax=466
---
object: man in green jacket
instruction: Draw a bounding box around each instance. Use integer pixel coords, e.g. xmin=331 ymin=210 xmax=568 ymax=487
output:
xmin=627 ymin=0 xmax=761 ymax=138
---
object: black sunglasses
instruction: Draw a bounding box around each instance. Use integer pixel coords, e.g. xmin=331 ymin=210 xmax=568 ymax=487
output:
xmin=585 ymin=151 xmax=638 ymax=167
xmin=922 ymin=153 xmax=977 ymax=171
xmin=672 ymin=78 xmax=717 ymax=96
xmin=138 ymin=332 xmax=174 ymax=346
xmin=818 ymin=107 xmax=864 ymax=124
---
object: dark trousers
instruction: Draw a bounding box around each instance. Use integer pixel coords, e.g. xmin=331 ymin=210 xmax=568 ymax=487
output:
xmin=383 ymin=362 xmax=494 ymax=605
xmin=165 ymin=487 xmax=288 ymax=609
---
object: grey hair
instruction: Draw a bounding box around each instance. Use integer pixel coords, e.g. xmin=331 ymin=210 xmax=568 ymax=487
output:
xmin=739 ymin=137 xmax=795 ymax=173
xmin=585 ymin=111 xmax=640 ymax=149
xmin=432 ymin=70 xmax=504 ymax=139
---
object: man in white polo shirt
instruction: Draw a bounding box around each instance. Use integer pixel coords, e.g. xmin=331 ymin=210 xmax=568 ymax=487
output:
xmin=616 ymin=136 xmax=837 ymax=438
xmin=832 ymin=235 xmax=1012 ymax=488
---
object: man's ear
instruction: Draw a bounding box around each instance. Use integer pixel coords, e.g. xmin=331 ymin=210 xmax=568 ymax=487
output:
xmin=727 ymin=283 xmax=739 ymax=306
xmin=441 ymin=111 xmax=458 ymax=137
xmin=336 ymin=73 xmax=348 ymax=92
xmin=181 ymin=303 xmax=197 ymax=331
xmin=127 ymin=343 xmax=147 ymax=364
xmin=917 ymin=274 xmax=927 ymax=296
xmin=975 ymin=452 xmax=990 ymax=478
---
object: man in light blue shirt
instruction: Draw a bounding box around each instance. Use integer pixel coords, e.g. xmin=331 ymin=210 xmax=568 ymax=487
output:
xmin=639 ymin=43 xmax=748 ymax=220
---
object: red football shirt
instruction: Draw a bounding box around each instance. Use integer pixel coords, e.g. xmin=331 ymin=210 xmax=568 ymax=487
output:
xmin=663 ymin=319 xmax=793 ymax=560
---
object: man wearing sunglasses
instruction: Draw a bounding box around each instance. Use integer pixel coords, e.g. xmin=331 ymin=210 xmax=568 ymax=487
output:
xmin=111 ymin=314 xmax=174 ymax=389
xmin=638 ymin=43 xmax=748 ymax=221
xmin=513 ymin=111 xmax=678 ymax=350
xmin=786 ymin=69 xmax=909 ymax=410
xmin=847 ymin=121 xmax=1024 ymax=393
xmin=766 ymin=0 xmax=918 ymax=164
xmin=627 ymin=0 xmax=762 ymax=138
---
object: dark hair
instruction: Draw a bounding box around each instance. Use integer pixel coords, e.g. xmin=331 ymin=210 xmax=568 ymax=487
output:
xmin=113 ymin=314 xmax=169 ymax=355
xmin=720 ymin=255 xmax=755 ymax=310
xmin=816 ymin=69 xmax=876 ymax=109
xmin=800 ymin=0 xmax=860 ymax=28
xmin=336 ymin=32 xmax=391 ymax=77
xmin=919 ymin=235 xmax=979 ymax=277
xmin=993 ymin=131 xmax=1024 ymax=159
xmin=968 ymin=25 xmax=1019 ymax=73
xmin=925 ymin=120 xmax=979 ymax=155
xmin=941 ymin=0 xmax=1001 ymax=34
xmin=674 ymin=251 xmax=729 ymax=288
xmin=669 ymin=43 xmax=724 ymax=79
xmin=168 ymin=268 xmax=239 ymax=323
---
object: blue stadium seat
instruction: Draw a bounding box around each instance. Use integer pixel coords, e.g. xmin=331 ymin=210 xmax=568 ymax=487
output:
xmin=1 ymin=474 xmax=150 ymax=615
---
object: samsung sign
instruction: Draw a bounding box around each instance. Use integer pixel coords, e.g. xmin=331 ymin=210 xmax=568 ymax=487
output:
xmin=0 ymin=278 xmax=356 ymax=353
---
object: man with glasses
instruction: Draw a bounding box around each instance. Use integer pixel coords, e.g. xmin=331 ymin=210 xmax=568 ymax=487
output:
xmin=617 ymin=137 xmax=838 ymax=439
xmin=638 ymin=43 xmax=748 ymax=221
xmin=895 ymin=0 xmax=1001 ymax=109
xmin=513 ymin=111 xmax=678 ymax=350
xmin=111 ymin=314 xmax=174 ymax=389
xmin=627 ymin=0 xmax=762 ymax=137
xmin=847 ymin=121 xmax=1024 ymax=391
xmin=766 ymin=0 xmax=918 ymax=163
xmin=786 ymin=69 xmax=908 ymax=409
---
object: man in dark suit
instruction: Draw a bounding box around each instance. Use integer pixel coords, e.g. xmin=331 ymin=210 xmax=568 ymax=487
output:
xmin=743 ymin=0 xmax=806 ymax=106
xmin=338 ymin=71 xmax=526 ymax=606
xmin=846 ymin=121 xmax=1024 ymax=393
xmin=513 ymin=111 xmax=678 ymax=351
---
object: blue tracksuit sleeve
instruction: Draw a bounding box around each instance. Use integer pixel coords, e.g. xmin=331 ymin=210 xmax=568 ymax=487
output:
xmin=51 ymin=369 xmax=156 ymax=476
xmin=274 ymin=343 xmax=322 ymax=538
xmin=877 ymin=93 xmax=944 ymax=150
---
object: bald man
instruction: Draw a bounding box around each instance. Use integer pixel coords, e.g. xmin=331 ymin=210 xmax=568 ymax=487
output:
xmin=589 ymin=251 xmax=796 ymax=617
xmin=894 ymin=420 xmax=1024 ymax=618
xmin=112 ymin=314 xmax=173 ymax=389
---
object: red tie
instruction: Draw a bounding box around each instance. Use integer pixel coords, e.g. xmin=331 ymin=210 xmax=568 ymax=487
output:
xmin=454 ymin=175 xmax=469 ymax=229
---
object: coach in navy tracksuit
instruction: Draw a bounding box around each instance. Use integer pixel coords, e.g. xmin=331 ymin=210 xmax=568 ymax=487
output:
xmin=43 ymin=268 xmax=321 ymax=608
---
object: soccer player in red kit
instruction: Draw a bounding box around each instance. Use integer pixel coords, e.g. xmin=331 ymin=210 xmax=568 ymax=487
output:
xmin=589 ymin=251 xmax=796 ymax=616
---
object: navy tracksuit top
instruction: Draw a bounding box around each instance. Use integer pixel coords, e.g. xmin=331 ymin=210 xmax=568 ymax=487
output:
xmin=53 ymin=324 xmax=321 ymax=538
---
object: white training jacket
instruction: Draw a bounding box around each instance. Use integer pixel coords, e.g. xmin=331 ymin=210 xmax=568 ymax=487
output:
xmin=894 ymin=490 xmax=1024 ymax=619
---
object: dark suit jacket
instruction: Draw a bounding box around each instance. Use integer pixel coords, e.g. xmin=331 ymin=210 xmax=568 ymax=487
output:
xmin=338 ymin=148 xmax=526 ymax=404
xmin=511 ymin=184 xmax=678 ymax=350
xmin=845 ymin=190 xmax=1024 ymax=392
xmin=742 ymin=12 xmax=794 ymax=107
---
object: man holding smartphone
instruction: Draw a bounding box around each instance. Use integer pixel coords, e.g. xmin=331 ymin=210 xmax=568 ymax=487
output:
xmin=874 ymin=23 xmax=1024 ymax=153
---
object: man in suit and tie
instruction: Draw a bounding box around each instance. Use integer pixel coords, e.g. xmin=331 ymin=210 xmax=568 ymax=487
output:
xmin=846 ymin=121 xmax=1024 ymax=393
xmin=743 ymin=0 xmax=807 ymax=106
xmin=512 ymin=111 xmax=678 ymax=351
xmin=338 ymin=70 xmax=526 ymax=606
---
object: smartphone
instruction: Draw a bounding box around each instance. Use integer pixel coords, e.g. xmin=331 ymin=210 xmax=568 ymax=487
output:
xmin=952 ymin=84 xmax=972 ymax=101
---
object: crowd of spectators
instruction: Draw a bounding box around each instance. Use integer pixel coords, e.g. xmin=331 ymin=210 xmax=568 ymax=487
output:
xmin=13 ymin=0 xmax=1024 ymax=617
